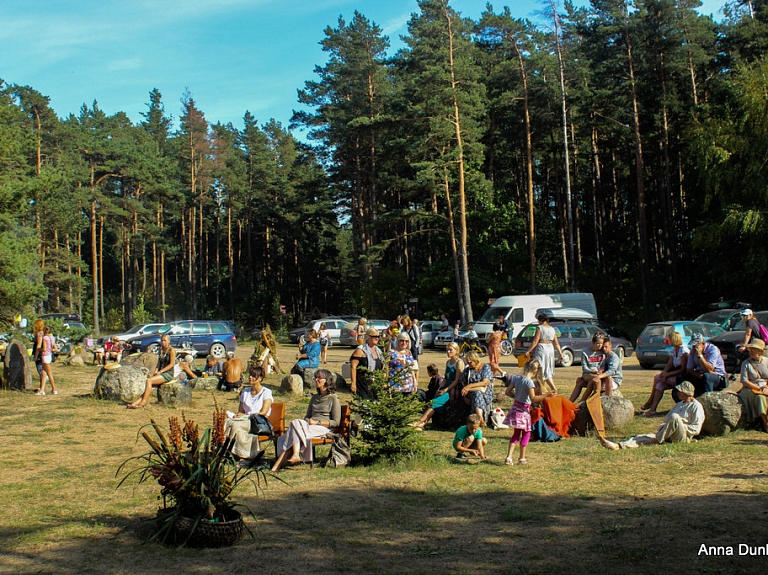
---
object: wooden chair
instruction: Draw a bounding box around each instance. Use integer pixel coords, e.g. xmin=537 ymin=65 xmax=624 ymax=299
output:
xmin=256 ymin=402 xmax=286 ymax=457
xmin=310 ymin=404 xmax=351 ymax=468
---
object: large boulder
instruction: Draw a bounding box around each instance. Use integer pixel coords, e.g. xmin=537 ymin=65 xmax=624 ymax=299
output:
xmin=3 ymin=339 xmax=33 ymax=391
xmin=157 ymin=381 xmax=192 ymax=406
xmin=571 ymin=394 xmax=634 ymax=436
xmin=280 ymin=374 xmax=304 ymax=396
xmin=189 ymin=376 xmax=219 ymax=391
xmin=302 ymin=367 xmax=318 ymax=389
xmin=698 ymin=391 xmax=746 ymax=436
xmin=121 ymin=352 xmax=158 ymax=372
xmin=65 ymin=355 xmax=86 ymax=367
xmin=94 ymin=364 xmax=149 ymax=403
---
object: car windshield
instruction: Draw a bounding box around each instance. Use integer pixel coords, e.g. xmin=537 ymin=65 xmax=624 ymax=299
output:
xmin=124 ymin=325 xmax=146 ymax=335
xmin=479 ymin=307 xmax=510 ymax=322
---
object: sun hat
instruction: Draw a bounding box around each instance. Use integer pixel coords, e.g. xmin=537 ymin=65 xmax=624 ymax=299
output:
xmin=688 ymin=333 xmax=705 ymax=346
xmin=365 ymin=328 xmax=380 ymax=337
xmin=741 ymin=308 xmax=753 ymax=316
xmin=674 ymin=381 xmax=695 ymax=396
xmin=745 ymin=339 xmax=766 ymax=352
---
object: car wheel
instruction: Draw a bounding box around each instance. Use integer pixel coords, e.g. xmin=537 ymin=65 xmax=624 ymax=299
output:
xmin=639 ymin=362 xmax=655 ymax=369
xmin=616 ymin=346 xmax=625 ymax=362
xmin=209 ymin=343 xmax=227 ymax=359
xmin=500 ymin=340 xmax=514 ymax=356
xmin=478 ymin=344 xmax=488 ymax=357
xmin=148 ymin=343 xmax=160 ymax=355
xmin=299 ymin=334 xmax=306 ymax=346
xmin=559 ymin=349 xmax=574 ymax=368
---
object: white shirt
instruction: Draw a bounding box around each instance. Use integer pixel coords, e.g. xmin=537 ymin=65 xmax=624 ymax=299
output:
xmin=240 ymin=386 xmax=273 ymax=416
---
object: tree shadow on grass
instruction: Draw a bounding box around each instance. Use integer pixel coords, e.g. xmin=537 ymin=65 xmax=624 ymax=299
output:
xmin=2 ymin=490 xmax=768 ymax=574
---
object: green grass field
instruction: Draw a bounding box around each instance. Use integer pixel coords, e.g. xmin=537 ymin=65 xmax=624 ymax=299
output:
xmin=1 ymin=344 xmax=767 ymax=574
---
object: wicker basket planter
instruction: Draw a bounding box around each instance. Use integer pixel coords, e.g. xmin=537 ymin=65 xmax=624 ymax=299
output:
xmin=158 ymin=508 xmax=245 ymax=548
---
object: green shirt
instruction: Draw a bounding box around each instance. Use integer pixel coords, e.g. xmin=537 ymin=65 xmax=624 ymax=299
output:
xmin=453 ymin=425 xmax=482 ymax=449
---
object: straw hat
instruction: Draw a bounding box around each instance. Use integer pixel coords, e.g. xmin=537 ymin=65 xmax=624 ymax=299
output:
xmin=674 ymin=381 xmax=695 ymax=397
xmin=745 ymin=339 xmax=766 ymax=352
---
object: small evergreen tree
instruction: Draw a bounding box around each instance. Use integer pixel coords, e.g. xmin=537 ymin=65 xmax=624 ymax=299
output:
xmin=350 ymin=355 xmax=425 ymax=464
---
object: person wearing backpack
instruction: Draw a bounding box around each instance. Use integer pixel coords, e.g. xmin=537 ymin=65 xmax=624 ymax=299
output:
xmin=738 ymin=309 xmax=767 ymax=351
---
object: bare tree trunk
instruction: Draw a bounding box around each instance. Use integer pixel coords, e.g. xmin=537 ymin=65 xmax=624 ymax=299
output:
xmin=442 ymin=168 xmax=463 ymax=321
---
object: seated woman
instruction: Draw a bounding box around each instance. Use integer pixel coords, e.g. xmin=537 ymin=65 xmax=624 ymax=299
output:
xmin=291 ymin=329 xmax=321 ymax=376
xmin=460 ymin=351 xmax=495 ymax=424
xmin=738 ymin=339 xmax=768 ymax=433
xmin=104 ymin=336 xmax=127 ymax=365
xmin=411 ymin=346 xmax=464 ymax=428
xmin=128 ymin=334 xmax=178 ymax=408
xmin=271 ymin=369 xmax=340 ymax=472
xmin=224 ymin=366 xmax=274 ymax=466
xmin=640 ymin=331 xmax=689 ymax=416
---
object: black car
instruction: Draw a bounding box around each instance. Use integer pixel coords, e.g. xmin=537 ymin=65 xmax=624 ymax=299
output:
xmin=708 ymin=310 xmax=768 ymax=374
xmin=514 ymin=319 xmax=634 ymax=368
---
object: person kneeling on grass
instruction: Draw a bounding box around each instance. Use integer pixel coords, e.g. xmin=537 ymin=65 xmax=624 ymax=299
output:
xmin=453 ymin=414 xmax=488 ymax=459
xmin=598 ymin=381 xmax=704 ymax=450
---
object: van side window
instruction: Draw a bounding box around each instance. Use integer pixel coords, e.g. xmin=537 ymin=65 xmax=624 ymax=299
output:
xmin=510 ymin=308 xmax=523 ymax=323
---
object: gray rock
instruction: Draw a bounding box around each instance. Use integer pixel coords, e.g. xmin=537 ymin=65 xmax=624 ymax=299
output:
xmin=189 ymin=376 xmax=219 ymax=391
xmin=698 ymin=391 xmax=746 ymax=436
xmin=602 ymin=395 xmax=634 ymax=430
xmin=303 ymin=367 xmax=318 ymax=389
xmin=571 ymin=394 xmax=634 ymax=436
xmin=94 ymin=364 xmax=149 ymax=403
xmin=3 ymin=339 xmax=33 ymax=391
xmin=281 ymin=374 xmax=304 ymax=396
xmin=66 ymin=355 xmax=86 ymax=367
xmin=157 ymin=381 xmax=192 ymax=406
xmin=120 ymin=352 xmax=158 ymax=372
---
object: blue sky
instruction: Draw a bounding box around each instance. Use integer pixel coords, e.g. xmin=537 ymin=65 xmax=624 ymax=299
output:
xmin=1 ymin=0 xmax=726 ymax=134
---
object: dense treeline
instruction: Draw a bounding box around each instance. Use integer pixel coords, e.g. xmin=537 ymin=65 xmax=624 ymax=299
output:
xmin=0 ymin=0 xmax=766 ymax=335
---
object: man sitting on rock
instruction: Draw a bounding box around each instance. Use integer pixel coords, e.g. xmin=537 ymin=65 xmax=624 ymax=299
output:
xmin=684 ymin=333 xmax=727 ymax=396
xmin=598 ymin=381 xmax=704 ymax=450
xmin=221 ymin=352 xmax=243 ymax=391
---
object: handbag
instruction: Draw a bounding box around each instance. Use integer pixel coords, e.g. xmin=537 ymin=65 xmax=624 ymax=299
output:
xmin=248 ymin=413 xmax=274 ymax=437
xmin=324 ymin=434 xmax=351 ymax=468
xmin=320 ymin=337 xmax=329 ymax=346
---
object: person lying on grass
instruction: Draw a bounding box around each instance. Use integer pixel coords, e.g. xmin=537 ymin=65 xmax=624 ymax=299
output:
xmin=598 ymin=381 xmax=704 ymax=450
xmin=453 ymin=414 xmax=487 ymax=459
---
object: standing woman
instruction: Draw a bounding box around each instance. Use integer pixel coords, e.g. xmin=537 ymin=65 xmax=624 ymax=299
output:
xmin=526 ymin=313 xmax=563 ymax=393
xmin=486 ymin=330 xmax=502 ymax=374
xmin=401 ymin=316 xmax=421 ymax=383
xmin=318 ymin=322 xmax=331 ymax=364
xmin=349 ymin=328 xmax=383 ymax=399
xmin=35 ymin=326 xmax=58 ymax=395
xmin=355 ymin=318 xmax=368 ymax=346
xmin=31 ymin=319 xmax=45 ymax=380
xmin=389 ymin=332 xmax=417 ymax=393
xmin=460 ymin=351 xmax=495 ymax=424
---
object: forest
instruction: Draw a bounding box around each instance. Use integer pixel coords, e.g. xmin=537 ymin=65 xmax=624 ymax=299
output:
xmin=0 ymin=0 xmax=766 ymax=336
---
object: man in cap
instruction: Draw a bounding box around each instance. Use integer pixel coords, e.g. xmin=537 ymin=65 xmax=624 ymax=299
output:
xmin=684 ymin=333 xmax=727 ymax=395
xmin=598 ymin=381 xmax=705 ymax=450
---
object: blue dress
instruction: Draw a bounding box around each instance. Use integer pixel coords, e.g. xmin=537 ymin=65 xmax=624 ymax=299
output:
xmin=297 ymin=341 xmax=321 ymax=369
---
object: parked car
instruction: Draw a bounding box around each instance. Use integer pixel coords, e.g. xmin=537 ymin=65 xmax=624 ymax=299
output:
xmin=97 ymin=323 xmax=165 ymax=346
xmin=694 ymin=308 xmax=744 ymax=331
xmin=708 ymin=310 xmax=768 ymax=374
xmin=129 ymin=320 xmax=237 ymax=359
xmin=288 ymin=318 xmax=350 ymax=345
xmin=39 ymin=313 xmax=82 ymax=323
xmin=513 ymin=319 xmax=634 ymax=368
xmin=418 ymin=320 xmax=444 ymax=348
xmin=220 ymin=321 xmax=242 ymax=339
xmin=635 ymin=320 xmax=725 ymax=369
xmin=434 ymin=324 xmax=478 ymax=349
xmin=339 ymin=319 xmax=391 ymax=347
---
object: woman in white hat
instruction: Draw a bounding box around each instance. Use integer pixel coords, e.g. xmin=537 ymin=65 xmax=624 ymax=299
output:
xmin=739 ymin=338 xmax=768 ymax=432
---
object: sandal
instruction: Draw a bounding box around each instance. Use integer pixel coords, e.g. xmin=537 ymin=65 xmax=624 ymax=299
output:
xmin=35 ymin=390 xmax=46 ymax=396
xmin=639 ymin=402 xmax=651 ymax=411
xmin=504 ymin=457 xmax=514 ymax=466
xmin=126 ymin=403 xmax=146 ymax=409
xmin=643 ymin=411 xmax=657 ymax=417
xmin=517 ymin=458 xmax=529 ymax=465
xmin=52 ymin=391 xmax=59 ymax=395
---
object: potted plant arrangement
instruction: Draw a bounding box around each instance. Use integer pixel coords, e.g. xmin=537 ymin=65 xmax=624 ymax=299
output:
xmin=117 ymin=400 xmax=271 ymax=547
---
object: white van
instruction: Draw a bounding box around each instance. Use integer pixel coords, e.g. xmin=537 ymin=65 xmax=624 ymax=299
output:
xmin=475 ymin=293 xmax=597 ymax=340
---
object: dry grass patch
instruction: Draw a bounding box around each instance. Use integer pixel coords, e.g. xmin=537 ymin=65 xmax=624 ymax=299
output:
xmin=1 ymin=345 xmax=767 ymax=574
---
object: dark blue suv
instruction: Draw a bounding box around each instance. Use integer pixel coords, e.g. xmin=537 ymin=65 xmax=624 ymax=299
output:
xmin=129 ymin=320 xmax=237 ymax=359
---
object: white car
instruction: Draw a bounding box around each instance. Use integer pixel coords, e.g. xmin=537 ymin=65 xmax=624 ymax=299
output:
xmin=97 ymin=323 xmax=165 ymax=345
xmin=418 ymin=320 xmax=444 ymax=348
